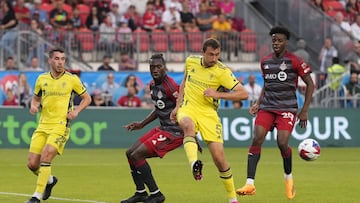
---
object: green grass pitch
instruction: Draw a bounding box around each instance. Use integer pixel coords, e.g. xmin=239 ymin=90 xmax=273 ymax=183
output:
xmin=0 ymin=147 xmax=359 ymax=203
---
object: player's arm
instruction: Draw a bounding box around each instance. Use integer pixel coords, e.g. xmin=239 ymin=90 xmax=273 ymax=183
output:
xmin=29 ymin=95 xmax=41 ymax=115
xmin=298 ymin=73 xmax=314 ymax=128
xmin=68 ymin=92 xmax=91 ymax=120
xmin=123 ymin=109 xmax=158 ymax=131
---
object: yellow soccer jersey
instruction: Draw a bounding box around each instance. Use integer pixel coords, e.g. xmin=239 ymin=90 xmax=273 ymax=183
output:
xmin=33 ymin=71 xmax=87 ymax=125
xmin=182 ymin=55 xmax=239 ymax=111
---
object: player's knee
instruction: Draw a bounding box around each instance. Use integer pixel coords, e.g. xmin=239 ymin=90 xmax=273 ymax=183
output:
xmin=27 ymin=162 xmax=39 ymax=172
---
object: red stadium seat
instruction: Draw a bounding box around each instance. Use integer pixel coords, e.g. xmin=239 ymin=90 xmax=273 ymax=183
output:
xmin=133 ymin=28 xmax=150 ymax=52
xmin=169 ymin=29 xmax=186 ymax=52
xmin=76 ymin=28 xmax=95 ymax=51
xmin=151 ymin=29 xmax=168 ymax=52
xmin=187 ymin=30 xmax=203 ymax=52
xmin=240 ymin=29 xmax=257 ymax=52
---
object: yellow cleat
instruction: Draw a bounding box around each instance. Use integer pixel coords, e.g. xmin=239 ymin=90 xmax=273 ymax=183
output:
xmin=285 ymin=177 xmax=296 ymax=199
xmin=236 ymin=184 xmax=256 ymax=196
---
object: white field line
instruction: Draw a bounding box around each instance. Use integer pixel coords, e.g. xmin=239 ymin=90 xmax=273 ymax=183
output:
xmin=0 ymin=191 xmax=108 ymax=203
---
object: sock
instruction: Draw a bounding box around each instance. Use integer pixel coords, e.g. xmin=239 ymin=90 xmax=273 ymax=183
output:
xmin=35 ymin=162 xmax=51 ymax=194
xmin=247 ymin=146 xmax=261 ymax=180
xmin=219 ymin=168 xmax=236 ymax=200
xmin=281 ymin=146 xmax=292 ymax=175
xmin=183 ymin=136 xmax=198 ymax=165
xmin=136 ymin=161 xmax=158 ymax=193
xmin=32 ymin=192 xmax=41 ymax=200
xmin=284 ymin=173 xmax=293 ymax=180
xmin=128 ymin=159 xmax=146 ymax=191
xmin=245 ymin=178 xmax=255 ymax=185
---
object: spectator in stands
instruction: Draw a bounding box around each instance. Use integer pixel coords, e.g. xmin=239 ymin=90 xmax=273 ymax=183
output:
xmin=327 ymin=57 xmax=347 ymax=90
xmin=140 ymin=83 xmax=154 ymax=109
xmin=5 ymin=57 xmax=18 ymax=70
xmin=26 ymin=57 xmax=43 ymax=71
xmin=203 ymin=0 xmax=221 ymax=15
xmin=14 ymin=0 xmax=31 ymax=27
xmin=30 ymin=0 xmax=49 ymax=25
xmin=98 ymin=55 xmax=115 ymax=71
xmin=122 ymin=4 xmax=142 ymax=31
xmin=117 ymin=86 xmax=142 ymax=107
xmin=2 ymin=88 xmax=18 ymax=106
xmin=196 ymin=3 xmax=215 ymax=32
xmin=26 ymin=19 xmax=45 ymax=69
xmin=345 ymin=40 xmax=360 ymax=74
xmin=351 ymin=14 xmax=360 ymax=41
xmin=98 ymin=14 xmax=116 ymax=56
xmin=142 ymin=2 xmax=159 ymax=32
xmin=212 ymin=13 xmax=233 ymax=51
xmin=243 ymin=74 xmax=262 ymax=106
xmin=186 ymin=0 xmax=202 ymax=16
xmin=123 ymin=73 xmax=141 ymax=94
xmin=108 ymin=2 xmax=122 ymax=28
xmin=116 ymin=21 xmax=134 ymax=55
xmin=318 ymin=37 xmax=338 ymax=88
xmin=164 ymin=0 xmax=182 ymax=11
xmin=118 ymin=52 xmax=137 ymax=71
xmin=345 ymin=0 xmax=359 ymax=24
xmin=93 ymin=0 xmax=111 ymax=20
xmin=344 ymin=72 xmax=360 ymax=107
xmin=90 ymin=89 xmax=114 ymax=106
xmin=232 ymin=100 xmax=242 ymax=109
xmin=101 ymin=72 xmax=120 ymax=103
xmin=148 ymin=0 xmax=165 ymax=27
xmin=180 ymin=1 xmax=198 ymax=32
xmin=17 ymin=72 xmax=32 ymax=108
xmin=70 ymin=7 xmax=82 ymax=29
xmin=219 ymin=0 xmax=236 ymax=19
xmin=162 ymin=3 xmax=182 ymax=32
xmin=331 ymin=11 xmax=352 ymax=52
xmin=49 ymin=0 xmax=69 ymax=30
xmin=86 ymin=6 xmax=103 ymax=32
xmin=294 ymin=38 xmax=310 ymax=63
xmin=0 ymin=0 xmax=18 ymax=59
xmin=312 ymin=0 xmax=325 ymax=11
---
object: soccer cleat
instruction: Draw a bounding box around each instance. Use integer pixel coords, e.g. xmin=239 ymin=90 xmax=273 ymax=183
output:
xmin=236 ymin=184 xmax=256 ymax=196
xmin=191 ymin=160 xmax=203 ymax=181
xmin=285 ymin=177 xmax=296 ymax=199
xmin=24 ymin=197 xmax=40 ymax=203
xmin=144 ymin=192 xmax=165 ymax=203
xmin=42 ymin=176 xmax=58 ymax=200
xmin=121 ymin=192 xmax=148 ymax=203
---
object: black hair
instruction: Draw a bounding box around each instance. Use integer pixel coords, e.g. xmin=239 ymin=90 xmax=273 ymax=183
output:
xmin=269 ymin=26 xmax=290 ymax=40
xmin=149 ymin=53 xmax=166 ymax=67
xmin=49 ymin=47 xmax=65 ymax=58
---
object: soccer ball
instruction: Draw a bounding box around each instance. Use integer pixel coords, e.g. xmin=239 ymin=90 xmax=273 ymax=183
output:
xmin=298 ymin=138 xmax=320 ymax=161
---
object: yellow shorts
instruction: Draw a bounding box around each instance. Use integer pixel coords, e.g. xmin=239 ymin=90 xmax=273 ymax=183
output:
xmin=29 ymin=124 xmax=70 ymax=155
xmin=177 ymin=106 xmax=223 ymax=143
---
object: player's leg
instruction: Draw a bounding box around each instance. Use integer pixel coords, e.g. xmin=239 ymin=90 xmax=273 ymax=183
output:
xmin=208 ymin=142 xmax=238 ymax=203
xmin=237 ymin=110 xmax=273 ymax=196
xmin=177 ymin=110 xmax=201 ymax=180
xmin=275 ymin=112 xmax=296 ymax=199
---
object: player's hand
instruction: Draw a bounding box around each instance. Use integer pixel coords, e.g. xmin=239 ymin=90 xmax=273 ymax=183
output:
xmin=170 ymin=107 xmax=178 ymax=123
xmin=203 ymin=88 xmax=219 ymax=99
xmin=123 ymin=122 xmax=142 ymax=131
xmin=249 ymin=103 xmax=259 ymax=116
xmin=297 ymin=110 xmax=308 ymax=128
xmin=67 ymin=110 xmax=79 ymax=120
xmin=29 ymin=106 xmax=38 ymax=115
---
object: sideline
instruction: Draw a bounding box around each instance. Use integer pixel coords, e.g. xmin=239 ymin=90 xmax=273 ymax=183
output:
xmin=0 ymin=191 xmax=108 ymax=203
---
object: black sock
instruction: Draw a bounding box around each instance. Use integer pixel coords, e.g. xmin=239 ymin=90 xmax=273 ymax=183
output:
xmin=129 ymin=162 xmax=146 ymax=191
xmin=281 ymin=147 xmax=292 ymax=174
xmin=137 ymin=161 xmax=159 ymax=193
xmin=247 ymin=146 xmax=261 ymax=179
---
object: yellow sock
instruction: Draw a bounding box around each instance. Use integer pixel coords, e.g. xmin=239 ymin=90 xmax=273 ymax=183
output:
xmin=183 ymin=136 xmax=198 ymax=165
xmin=220 ymin=168 xmax=236 ymax=199
xmin=35 ymin=162 xmax=51 ymax=193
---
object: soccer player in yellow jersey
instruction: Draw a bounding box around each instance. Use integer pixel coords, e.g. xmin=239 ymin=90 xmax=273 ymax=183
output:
xmin=25 ymin=47 xmax=91 ymax=203
xmin=170 ymin=38 xmax=248 ymax=203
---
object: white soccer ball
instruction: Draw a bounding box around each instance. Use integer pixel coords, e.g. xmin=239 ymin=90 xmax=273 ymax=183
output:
xmin=298 ymin=138 xmax=321 ymax=161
